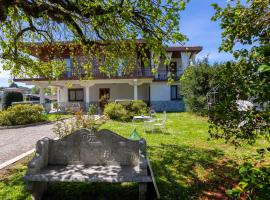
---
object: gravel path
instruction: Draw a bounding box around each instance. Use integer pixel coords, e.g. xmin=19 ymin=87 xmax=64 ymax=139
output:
xmin=0 ymin=123 xmax=55 ymax=165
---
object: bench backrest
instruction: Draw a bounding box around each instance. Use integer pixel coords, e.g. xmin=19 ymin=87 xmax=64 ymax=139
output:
xmin=48 ymin=129 xmax=145 ymax=166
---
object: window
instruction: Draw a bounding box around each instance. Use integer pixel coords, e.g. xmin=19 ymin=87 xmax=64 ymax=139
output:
xmin=65 ymin=57 xmax=73 ymax=77
xmin=171 ymin=85 xmax=181 ymax=100
xmin=68 ymin=88 xmax=84 ymax=101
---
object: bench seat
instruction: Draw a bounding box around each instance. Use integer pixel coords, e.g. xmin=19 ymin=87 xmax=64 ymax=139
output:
xmin=25 ymin=164 xmax=153 ymax=183
xmin=24 ymin=129 xmax=160 ymax=199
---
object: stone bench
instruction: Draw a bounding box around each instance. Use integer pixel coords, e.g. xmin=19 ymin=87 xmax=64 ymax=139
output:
xmin=24 ymin=129 xmax=159 ymax=200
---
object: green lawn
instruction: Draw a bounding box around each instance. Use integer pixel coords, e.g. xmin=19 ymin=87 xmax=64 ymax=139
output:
xmin=0 ymin=112 xmax=269 ymax=200
xmin=46 ymin=113 xmax=73 ymax=122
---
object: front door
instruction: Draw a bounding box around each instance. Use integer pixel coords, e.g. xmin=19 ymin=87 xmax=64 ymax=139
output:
xmin=99 ymin=88 xmax=110 ymax=109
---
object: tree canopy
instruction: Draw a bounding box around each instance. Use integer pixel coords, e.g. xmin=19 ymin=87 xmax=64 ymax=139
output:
xmin=0 ymin=0 xmax=188 ymax=79
xmin=209 ymin=0 xmax=270 ymax=147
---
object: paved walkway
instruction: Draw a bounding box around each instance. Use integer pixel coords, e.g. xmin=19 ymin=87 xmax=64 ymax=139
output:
xmin=0 ymin=123 xmax=55 ymax=165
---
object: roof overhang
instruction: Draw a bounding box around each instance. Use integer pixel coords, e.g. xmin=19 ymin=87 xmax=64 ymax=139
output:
xmin=14 ymin=77 xmax=154 ymax=87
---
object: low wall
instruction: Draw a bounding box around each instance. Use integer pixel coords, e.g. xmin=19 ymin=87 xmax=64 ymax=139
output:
xmin=150 ymin=100 xmax=185 ymax=112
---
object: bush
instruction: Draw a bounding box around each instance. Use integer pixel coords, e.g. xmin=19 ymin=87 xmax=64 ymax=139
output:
xmin=53 ymin=110 xmax=106 ymax=138
xmin=128 ymin=100 xmax=148 ymax=115
xmin=180 ymin=58 xmax=221 ymax=115
xmin=227 ymin=162 xmax=270 ymax=199
xmin=0 ymin=104 xmax=46 ymax=126
xmin=104 ymin=101 xmax=149 ymax=121
xmin=88 ymin=104 xmax=97 ymax=115
xmin=2 ymin=91 xmax=23 ymax=109
xmin=104 ymin=103 xmax=130 ymax=121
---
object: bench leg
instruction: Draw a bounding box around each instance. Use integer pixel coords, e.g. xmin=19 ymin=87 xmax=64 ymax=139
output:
xmin=139 ymin=183 xmax=147 ymax=200
xmin=26 ymin=182 xmax=47 ymax=200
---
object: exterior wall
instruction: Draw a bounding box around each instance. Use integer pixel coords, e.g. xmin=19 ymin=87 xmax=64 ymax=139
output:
xmin=150 ymin=82 xmax=185 ymax=112
xmin=88 ymin=83 xmax=149 ymax=102
xmin=57 ymin=83 xmax=150 ymax=104
xmin=58 ymin=86 xmax=85 ymax=102
xmin=150 ymin=82 xmax=171 ymax=101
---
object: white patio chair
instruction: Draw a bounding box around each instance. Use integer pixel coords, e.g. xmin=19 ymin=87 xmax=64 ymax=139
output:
xmin=144 ymin=111 xmax=166 ymax=133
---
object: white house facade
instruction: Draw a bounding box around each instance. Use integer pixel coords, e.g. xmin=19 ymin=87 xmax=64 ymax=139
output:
xmin=15 ymin=42 xmax=202 ymax=112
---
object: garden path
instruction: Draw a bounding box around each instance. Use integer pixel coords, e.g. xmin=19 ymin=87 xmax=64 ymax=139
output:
xmin=0 ymin=123 xmax=54 ymax=165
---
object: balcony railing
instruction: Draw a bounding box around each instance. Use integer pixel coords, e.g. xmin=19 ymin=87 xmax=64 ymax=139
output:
xmin=14 ymin=68 xmax=183 ymax=81
xmin=61 ymin=68 xmax=154 ymax=79
xmin=154 ymin=70 xmax=183 ymax=81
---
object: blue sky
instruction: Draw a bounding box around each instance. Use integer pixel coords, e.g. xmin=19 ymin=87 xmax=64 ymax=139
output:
xmin=180 ymin=0 xmax=234 ymax=61
xmin=0 ymin=0 xmax=235 ymax=87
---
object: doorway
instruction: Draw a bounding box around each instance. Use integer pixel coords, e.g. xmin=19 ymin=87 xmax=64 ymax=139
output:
xmin=99 ymin=88 xmax=110 ymax=109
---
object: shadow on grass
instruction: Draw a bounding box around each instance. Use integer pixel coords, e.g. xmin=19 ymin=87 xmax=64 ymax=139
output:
xmin=44 ymin=182 xmax=138 ymax=200
xmin=144 ymin=129 xmax=171 ymax=135
xmin=148 ymin=144 xmax=238 ymax=200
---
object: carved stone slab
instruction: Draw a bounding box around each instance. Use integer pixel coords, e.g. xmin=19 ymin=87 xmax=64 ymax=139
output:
xmin=48 ymin=129 xmax=142 ymax=166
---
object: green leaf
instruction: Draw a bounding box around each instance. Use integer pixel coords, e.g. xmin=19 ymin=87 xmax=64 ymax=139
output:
xmin=258 ymin=64 xmax=270 ymax=72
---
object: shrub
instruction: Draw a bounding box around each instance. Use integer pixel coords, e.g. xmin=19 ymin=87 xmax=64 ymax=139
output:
xmin=2 ymin=91 xmax=23 ymax=109
xmin=128 ymin=100 xmax=148 ymax=116
xmin=53 ymin=110 xmax=106 ymax=138
xmin=88 ymin=104 xmax=97 ymax=115
xmin=227 ymin=162 xmax=270 ymax=199
xmin=104 ymin=103 xmax=130 ymax=121
xmin=180 ymin=58 xmax=221 ymax=115
xmin=0 ymin=104 xmax=46 ymax=126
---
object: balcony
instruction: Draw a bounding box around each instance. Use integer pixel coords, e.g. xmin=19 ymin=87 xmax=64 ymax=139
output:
xmin=154 ymin=70 xmax=183 ymax=81
xmin=61 ymin=68 xmax=154 ymax=79
xmin=14 ymin=68 xmax=183 ymax=82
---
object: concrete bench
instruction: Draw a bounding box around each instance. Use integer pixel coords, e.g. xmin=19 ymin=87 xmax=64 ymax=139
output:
xmin=24 ymin=129 xmax=159 ymax=200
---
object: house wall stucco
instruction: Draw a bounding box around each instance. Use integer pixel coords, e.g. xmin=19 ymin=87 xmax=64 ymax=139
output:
xmin=59 ymin=83 xmax=150 ymax=103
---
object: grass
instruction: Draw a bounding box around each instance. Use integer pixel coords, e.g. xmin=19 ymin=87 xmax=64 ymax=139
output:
xmin=0 ymin=112 xmax=269 ymax=199
xmin=46 ymin=113 xmax=73 ymax=122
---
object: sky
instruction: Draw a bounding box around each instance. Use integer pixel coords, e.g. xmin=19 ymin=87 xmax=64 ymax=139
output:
xmin=0 ymin=0 xmax=235 ymax=88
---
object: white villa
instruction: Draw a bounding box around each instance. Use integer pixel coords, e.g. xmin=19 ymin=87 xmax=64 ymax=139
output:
xmin=14 ymin=41 xmax=202 ymax=112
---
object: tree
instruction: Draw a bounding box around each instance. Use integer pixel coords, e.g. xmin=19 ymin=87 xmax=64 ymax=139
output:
xmin=209 ymin=0 xmax=270 ymax=147
xmin=180 ymin=58 xmax=221 ymax=116
xmin=0 ymin=0 xmax=188 ymax=79
xmin=211 ymin=2 xmax=270 ymax=198
xmin=2 ymin=91 xmax=23 ymax=109
xmin=31 ymin=86 xmax=40 ymax=95
xmin=9 ymin=82 xmax=18 ymax=88
xmin=31 ymin=86 xmax=51 ymax=95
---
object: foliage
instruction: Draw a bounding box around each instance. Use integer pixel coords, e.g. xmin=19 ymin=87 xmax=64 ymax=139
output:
xmin=209 ymin=0 xmax=270 ymax=148
xmin=0 ymin=0 xmax=188 ymax=79
xmin=127 ymin=100 xmax=148 ymax=116
xmin=0 ymin=104 xmax=46 ymax=126
xmin=211 ymin=1 xmax=270 ymax=194
xmin=104 ymin=103 xmax=130 ymax=122
xmin=52 ymin=102 xmax=58 ymax=110
xmin=180 ymin=58 xmax=220 ymax=115
xmin=208 ymin=59 xmax=270 ymax=147
xmin=88 ymin=104 xmax=97 ymax=116
xmin=211 ymin=0 xmax=270 ymax=54
xmin=52 ymin=110 xmax=105 ymax=138
xmin=9 ymin=82 xmax=18 ymax=88
xmin=104 ymin=101 xmax=149 ymax=121
xmin=227 ymin=163 xmax=270 ymax=199
xmin=31 ymin=86 xmax=51 ymax=95
xmin=2 ymin=91 xmax=23 ymax=109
